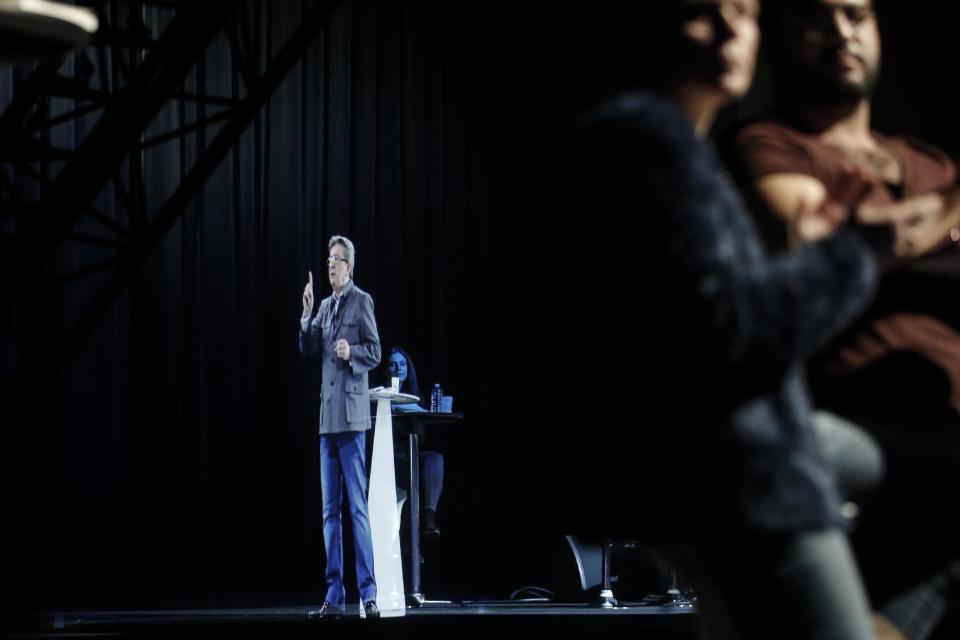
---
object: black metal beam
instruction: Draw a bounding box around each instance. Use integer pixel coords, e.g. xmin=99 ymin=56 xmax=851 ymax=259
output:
xmin=0 ymin=1 xmax=244 ymax=320
xmin=0 ymin=0 xmax=342 ymax=445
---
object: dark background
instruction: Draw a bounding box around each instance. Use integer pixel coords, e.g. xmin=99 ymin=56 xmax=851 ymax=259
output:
xmin=1 ymin=0 xmax=958 ymax=610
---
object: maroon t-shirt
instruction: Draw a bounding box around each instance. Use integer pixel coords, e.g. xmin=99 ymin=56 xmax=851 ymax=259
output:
xmin=737 ymin=119 xmax=957 ymax=207
xmin=735 ymin=118 xmax=960 ymax=411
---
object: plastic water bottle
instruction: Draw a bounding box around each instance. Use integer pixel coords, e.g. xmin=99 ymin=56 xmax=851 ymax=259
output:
xmin=430 ymin=383 xmax=442 ymax=413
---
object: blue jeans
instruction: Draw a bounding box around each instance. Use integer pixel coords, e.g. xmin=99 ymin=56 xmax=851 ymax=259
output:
xmin=420 ymin=451 xmax=444 ymax=511
xmin=396 ymin=450 xmax=444 ymax=511
xmin=320 ymin=430 xmax=376 ymax=605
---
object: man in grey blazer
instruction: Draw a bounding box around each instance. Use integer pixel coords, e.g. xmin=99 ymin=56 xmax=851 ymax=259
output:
xmin=300 ymin=235 xmax=381 ymax=619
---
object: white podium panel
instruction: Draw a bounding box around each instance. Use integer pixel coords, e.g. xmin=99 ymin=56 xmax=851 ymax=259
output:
xmin=367 ymin=397 xmax=406 ymax=617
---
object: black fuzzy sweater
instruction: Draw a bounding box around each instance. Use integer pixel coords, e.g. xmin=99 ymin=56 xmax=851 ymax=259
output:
xmin=526 ymin=92 xmax=880 ymax=537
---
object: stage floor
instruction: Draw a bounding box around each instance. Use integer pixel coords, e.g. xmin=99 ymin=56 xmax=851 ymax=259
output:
xmin=5 ymin=601 xmax=700 ymax=640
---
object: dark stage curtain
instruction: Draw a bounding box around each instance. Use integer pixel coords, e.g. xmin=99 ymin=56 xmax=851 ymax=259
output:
xmin=0 ymin=0 xmax=613 ymax=609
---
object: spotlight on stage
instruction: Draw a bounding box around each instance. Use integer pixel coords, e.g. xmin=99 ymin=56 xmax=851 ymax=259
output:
xmin=0 ymin=0 xmax=98 ymax=62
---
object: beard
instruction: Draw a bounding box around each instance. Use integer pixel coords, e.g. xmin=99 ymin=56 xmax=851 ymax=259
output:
xmin=777 ymin=56 xmax=881 ymax=107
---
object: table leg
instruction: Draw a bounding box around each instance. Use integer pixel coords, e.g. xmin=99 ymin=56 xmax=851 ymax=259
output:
xmin=408 ymin=429 xmax=423 ymax=606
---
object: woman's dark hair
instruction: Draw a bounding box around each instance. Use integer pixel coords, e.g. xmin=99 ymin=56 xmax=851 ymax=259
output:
xmin=385 ymin=346 xmax=422 ymax=406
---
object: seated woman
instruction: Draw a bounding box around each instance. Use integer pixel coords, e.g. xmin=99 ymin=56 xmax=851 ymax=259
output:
xmin=383 ymin=346 xmax=444 ymax=539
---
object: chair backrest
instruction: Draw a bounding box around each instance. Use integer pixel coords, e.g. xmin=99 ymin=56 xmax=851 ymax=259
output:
xmin=564 ymin=535 xmax=602 ymax=591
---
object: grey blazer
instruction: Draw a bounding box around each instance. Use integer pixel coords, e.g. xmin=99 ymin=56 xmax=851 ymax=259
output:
xmin=300 ymin=280 xmax=382 ymax=434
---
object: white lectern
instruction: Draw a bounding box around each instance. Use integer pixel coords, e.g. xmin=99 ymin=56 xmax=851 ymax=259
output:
xmin=366 ymin=389 xmax=419 ymax=618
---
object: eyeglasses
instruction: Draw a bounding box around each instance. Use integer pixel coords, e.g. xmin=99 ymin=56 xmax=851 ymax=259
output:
xmin=327 ymin=256 xmax=349 ymax=266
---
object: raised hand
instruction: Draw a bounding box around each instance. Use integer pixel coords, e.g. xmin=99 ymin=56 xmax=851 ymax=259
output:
xmin=303 ymin=270 xmax=314 ymax=317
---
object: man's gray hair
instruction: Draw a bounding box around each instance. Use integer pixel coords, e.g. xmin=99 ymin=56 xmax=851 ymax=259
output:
xmin=329 ymin=235 xmax=355 ymax=271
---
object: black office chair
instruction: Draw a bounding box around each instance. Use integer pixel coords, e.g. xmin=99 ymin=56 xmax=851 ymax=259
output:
xmin=564 ymin=535 xmax=695 ymax=609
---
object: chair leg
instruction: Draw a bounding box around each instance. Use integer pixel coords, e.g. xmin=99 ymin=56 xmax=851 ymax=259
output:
xmin=597 ymin=540 xmax=618 ymax=608
xmin=663 ymin=567 xmax=695 ymax=608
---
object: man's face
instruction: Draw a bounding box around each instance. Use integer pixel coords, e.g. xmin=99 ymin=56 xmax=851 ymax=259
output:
xmin=328 ymin=244 xmax=351 ymax=290
xmin=780 ymin=0 xmax=881 ymax=102
xmin=677 ymin=0 xmax=761 ymax=100
xmin=387 ymin=352 xmax=408 ymax=383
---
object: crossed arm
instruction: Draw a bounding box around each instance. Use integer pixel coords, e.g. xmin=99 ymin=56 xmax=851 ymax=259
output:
xmin=754 ymin=170 xmax=960 ymax=258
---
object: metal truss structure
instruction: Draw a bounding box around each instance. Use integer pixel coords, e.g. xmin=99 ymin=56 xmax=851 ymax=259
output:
xmin=0 ymin=0 xmax=340 ymax=445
